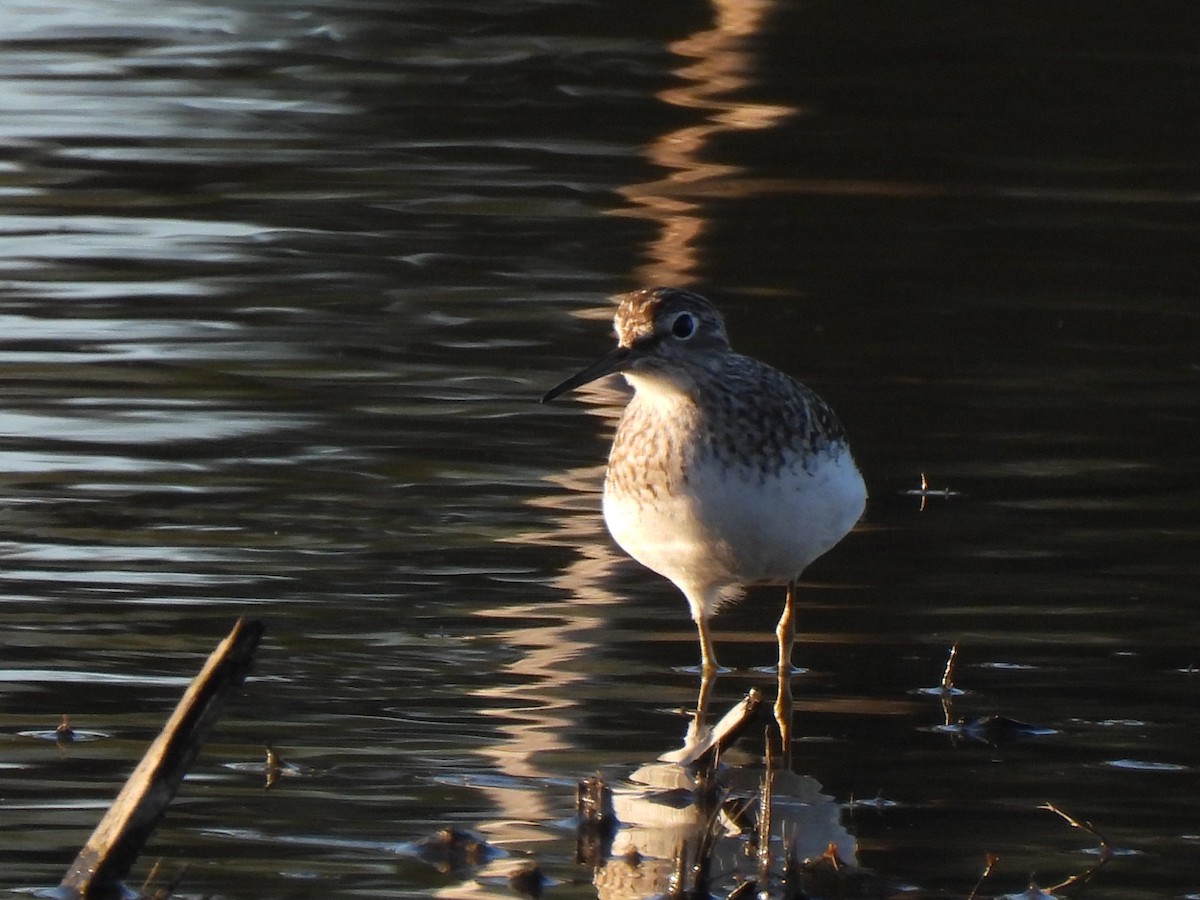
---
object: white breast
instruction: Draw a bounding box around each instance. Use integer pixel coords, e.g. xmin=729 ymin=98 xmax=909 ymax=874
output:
xmin=603 ymin=444 xmax=865 ymax=616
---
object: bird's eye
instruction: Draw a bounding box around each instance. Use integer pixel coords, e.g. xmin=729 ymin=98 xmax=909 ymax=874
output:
xmin=671 ymin=312 xmax=696 ymax=339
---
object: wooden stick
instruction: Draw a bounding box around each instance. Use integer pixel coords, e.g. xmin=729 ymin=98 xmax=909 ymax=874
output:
xmin=59 ymin=617 xmax=264 ymax=898
xmin=667 ymin=688 xmax=763 ymax=767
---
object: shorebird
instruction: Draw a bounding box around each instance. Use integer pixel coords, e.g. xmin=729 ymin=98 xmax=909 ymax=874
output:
xmin=543 ymin=287 xmax=865 ymax=699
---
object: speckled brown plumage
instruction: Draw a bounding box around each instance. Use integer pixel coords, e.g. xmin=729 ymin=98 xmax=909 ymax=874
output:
xmin=608 ymin=344 xmax=848 ymax=494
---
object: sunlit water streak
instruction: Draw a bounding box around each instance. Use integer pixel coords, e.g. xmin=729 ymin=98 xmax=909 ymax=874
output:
xmin=0 ymin=1 xmax=1197 ymax=899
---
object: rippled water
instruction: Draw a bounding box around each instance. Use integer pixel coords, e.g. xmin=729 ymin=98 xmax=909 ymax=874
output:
xmin=2 ymin=2 xmax=1198 ymax=898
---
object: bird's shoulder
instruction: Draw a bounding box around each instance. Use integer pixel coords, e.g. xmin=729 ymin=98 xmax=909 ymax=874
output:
xmin=698 ymin=354 xmax=846 ymax=460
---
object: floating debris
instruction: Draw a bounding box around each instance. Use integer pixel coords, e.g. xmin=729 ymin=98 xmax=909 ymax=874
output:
xmin=1106 ymin=758 xmax=1189 ymax=772
xmin=415 ymin=827 xmax=498 ymax=873
xmin=904 ymin=472 xmax=961 ymax=510
xmin=263 ymin=745 xmax=317 ymax=788
xmin=575 ymin=773 xmax=616 ymax=867
xmin=224 ymin=745 xmax=320 ymax=788
xmin=846 ymin=792 xmax=900 ymax=811
xmin=936 ymin=715 xmax=1058 ymax=745
xmin=56 ymin=715 xmax=75 ymax=742
xmin=20 ymin=715 xmax=108 ymax=744
xmin=507 ymin=862 xmax=546 ymax=899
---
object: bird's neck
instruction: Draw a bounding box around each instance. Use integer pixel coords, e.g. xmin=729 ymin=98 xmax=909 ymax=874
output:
xmin=622 ymin=367 xmax=703 ymax=411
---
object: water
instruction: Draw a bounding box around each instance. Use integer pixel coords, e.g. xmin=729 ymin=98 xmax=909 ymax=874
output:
xmin=1 ymin=1 xmax=1198 ymax=897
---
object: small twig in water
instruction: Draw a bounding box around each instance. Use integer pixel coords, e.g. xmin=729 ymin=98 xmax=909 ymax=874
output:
xmin=139 ymin=858 xmax=189 ymax=900
xmin=1038 ymin=803 xmax=1112 ymax=891
xmin=139 ymin=859 xmax=162 ymax=896
xmin=941 ymin=643 xmax=959 ymax=693
xmin=965 ymin=852 xmax=998 ymax=900
xmin=904 ymin=472 xmax=961 ymax=511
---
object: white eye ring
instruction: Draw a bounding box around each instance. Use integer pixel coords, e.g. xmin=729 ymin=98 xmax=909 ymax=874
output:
xmin=671 ymin=312 xmax=696 ymax=339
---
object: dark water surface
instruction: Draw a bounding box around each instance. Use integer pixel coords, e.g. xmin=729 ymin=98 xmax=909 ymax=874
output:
xmin=2 ymin=2 xmax=1198 ymax=898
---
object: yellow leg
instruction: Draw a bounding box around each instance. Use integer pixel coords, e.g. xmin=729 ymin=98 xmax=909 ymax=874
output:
xmin=697 ymin=615 xmax=718 ymax=674
xmin=773 ymin=582 xmax=798 ymax=766
xmin=775 ymin=581 xmax=797 ymax=671
xmin=695 ymin=616 xmax=719 ymax=724
xmin=696 ymin=663 xmax=716 ymax=724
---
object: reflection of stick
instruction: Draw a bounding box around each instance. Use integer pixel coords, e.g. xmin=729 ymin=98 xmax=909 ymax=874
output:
xmin=1038 ymin=803 xmax=1113 ymax=891
xmin=756 ymin=736 xmax=773 ymax=891
xmin=59 ymin=617 xmax=264 ymax=898
xmin=575 ymin=775 xmax=616 ymax=867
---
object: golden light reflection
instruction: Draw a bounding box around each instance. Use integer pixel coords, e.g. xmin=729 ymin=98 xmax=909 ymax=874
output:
xmin=616 ymin=0 xmax=795 ymax=287
xmin=439 ymin=386 xmax=638 ymax=896
xmin=467 ymin=383 xmax=630 ymax=792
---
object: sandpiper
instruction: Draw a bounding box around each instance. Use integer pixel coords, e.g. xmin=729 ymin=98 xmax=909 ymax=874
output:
xmin=543 ymin=287 xmax=866 ymax=682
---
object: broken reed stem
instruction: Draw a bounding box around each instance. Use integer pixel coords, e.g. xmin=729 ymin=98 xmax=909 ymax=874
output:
xmin=940 ymin=643 xmax=959 ymax=692
xmin=59 ymin=617 xmax=264 ymax=898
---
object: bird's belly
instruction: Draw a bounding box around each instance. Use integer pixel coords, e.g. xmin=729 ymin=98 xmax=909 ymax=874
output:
xmin=603 ymin=450 xmax=865 ymax=593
